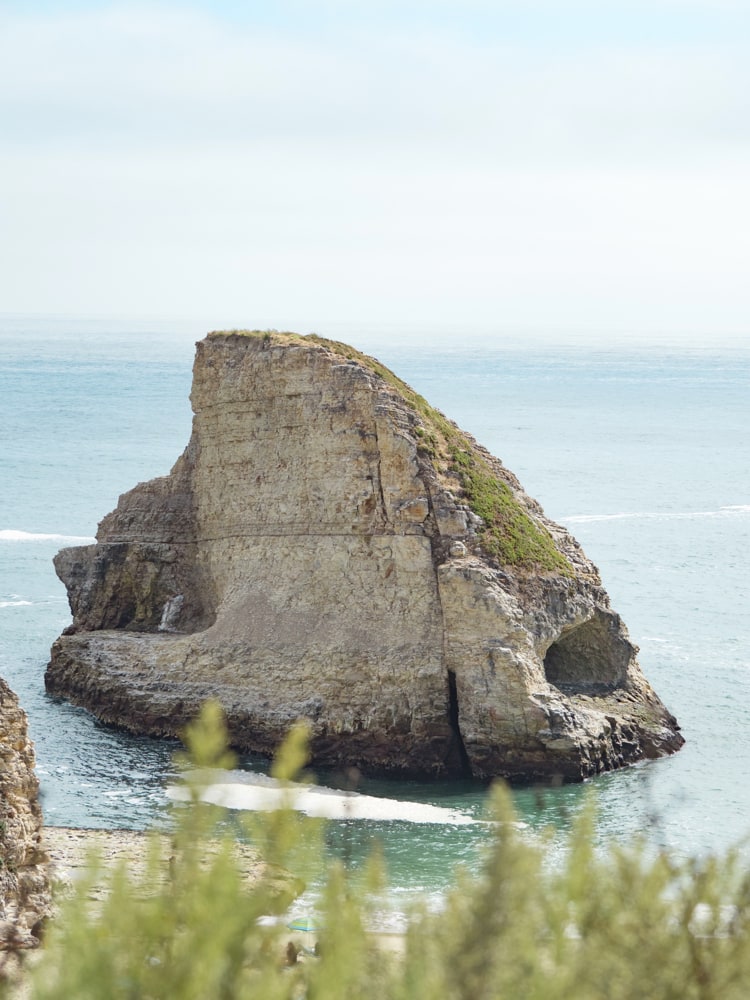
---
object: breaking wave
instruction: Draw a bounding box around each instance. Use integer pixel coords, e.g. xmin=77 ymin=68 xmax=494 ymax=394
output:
xmin=563 ymin=506 xmax=750 ymax=524
xmin=167 ymin=772 xmax=479 ymax=826
xmin=0 ymin=529 xmax=95 ymax=544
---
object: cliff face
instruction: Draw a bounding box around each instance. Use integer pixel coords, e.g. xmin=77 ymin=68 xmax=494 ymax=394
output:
xmin=0 ymin=677 xmax=50 ymax=951
xmin=46 ymin=332 xmax=683 ymax=781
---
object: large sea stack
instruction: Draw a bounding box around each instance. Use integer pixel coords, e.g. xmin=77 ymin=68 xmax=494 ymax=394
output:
xmin=46 ymin=332 xmax=683 ymax=781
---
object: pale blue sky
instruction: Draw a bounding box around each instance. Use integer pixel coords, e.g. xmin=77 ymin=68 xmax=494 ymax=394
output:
xmin=2 ymin=1 xmax=749 ymax=342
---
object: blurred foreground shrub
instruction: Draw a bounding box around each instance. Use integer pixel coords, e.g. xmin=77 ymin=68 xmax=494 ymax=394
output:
xmin=14 ymin=704 xmax=750 ymax=999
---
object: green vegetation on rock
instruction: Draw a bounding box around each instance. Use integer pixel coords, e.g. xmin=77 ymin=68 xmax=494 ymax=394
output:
xmin=449 ymin=445 xmax=570 ymax=572
xmin=206 ymin=330 xmax=570 ymax=574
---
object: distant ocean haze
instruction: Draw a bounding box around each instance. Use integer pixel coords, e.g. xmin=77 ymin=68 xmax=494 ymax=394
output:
xmin=1 ymin=316 xmax=749 ymax=912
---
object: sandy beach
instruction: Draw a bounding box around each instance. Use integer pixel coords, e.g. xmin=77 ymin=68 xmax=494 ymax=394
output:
xmin=43 ymin=825 xmax=269 ymax=905
xmin=39 ymin=826 xmax=405 ymax=964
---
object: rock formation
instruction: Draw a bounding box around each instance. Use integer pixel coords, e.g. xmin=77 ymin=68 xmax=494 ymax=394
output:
xmin=46 ymin=332 xmax=683 ymax=781
xmin=0 ymin=677 xmax=50 ymax=952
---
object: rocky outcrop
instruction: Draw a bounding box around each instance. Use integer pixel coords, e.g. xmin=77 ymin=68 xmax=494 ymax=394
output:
xmin=46 ymin=332 xmax=683 ymax=782
xmin=0 ymin=677 xmax=50 ymax=952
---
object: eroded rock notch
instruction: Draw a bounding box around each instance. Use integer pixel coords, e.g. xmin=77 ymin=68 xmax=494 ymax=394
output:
xmin=46 ymin=332 xmax=683 ymax=781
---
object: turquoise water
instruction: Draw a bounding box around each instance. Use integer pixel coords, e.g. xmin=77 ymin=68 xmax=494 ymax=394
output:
xmin=1 ymin=316 xmax=749 ymax=905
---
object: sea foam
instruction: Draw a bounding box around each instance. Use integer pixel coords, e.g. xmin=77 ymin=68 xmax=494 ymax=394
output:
xmin=563 ymin=506 xmax=750 ymax=524
xmin=0 ymin=529 xmax=96 ymax=543
xmin=167 ymin=774 xmax=478 ymax=826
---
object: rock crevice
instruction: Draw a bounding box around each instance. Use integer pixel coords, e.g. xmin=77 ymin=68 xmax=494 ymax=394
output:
xmin=46 ymin=331 xmax=683 ymax=781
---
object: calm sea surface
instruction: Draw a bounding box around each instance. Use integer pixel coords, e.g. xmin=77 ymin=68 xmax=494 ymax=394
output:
xmin=1 ymin=316 xmax=749 ymax=911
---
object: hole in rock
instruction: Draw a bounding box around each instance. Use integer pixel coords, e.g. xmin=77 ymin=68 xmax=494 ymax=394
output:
xmin=543 ymin=611 xmax=632 ymax=694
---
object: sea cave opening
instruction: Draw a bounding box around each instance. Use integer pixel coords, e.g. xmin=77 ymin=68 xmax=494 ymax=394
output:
xmin=543 ymin=611 xmax=631 ymax=694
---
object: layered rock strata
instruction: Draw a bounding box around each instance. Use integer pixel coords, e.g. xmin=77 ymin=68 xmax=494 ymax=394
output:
xmin=46 ymin=332 xmax=683 ymax=781
xmin=0 ymin=677 xmax=50 ymax=952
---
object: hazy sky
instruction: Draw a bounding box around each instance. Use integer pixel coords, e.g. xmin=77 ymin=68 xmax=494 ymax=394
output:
xmin=2 ymin=1 xmax=749 ymax=342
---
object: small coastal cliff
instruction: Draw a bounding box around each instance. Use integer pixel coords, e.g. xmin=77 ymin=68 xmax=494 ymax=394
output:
xmin=46 ymin=332 xmax=683 ymax=781
xmin=0 ymin=677 xmax=50 ymax=951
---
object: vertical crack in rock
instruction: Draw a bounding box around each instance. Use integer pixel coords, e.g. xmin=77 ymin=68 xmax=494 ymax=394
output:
xmin=45 ymin=331 xmax=684 ymax=782
xmin=426 ymin=503 xmax=468 ymax=778
xmin=447 ymin=670 xmax=472 ymax=778
xmin=372 ymin=422 xmax=389 ymax=531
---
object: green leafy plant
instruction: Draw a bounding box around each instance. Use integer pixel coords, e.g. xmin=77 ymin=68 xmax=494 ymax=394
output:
xmin=19 ymin=705 xmax=750 ymax=999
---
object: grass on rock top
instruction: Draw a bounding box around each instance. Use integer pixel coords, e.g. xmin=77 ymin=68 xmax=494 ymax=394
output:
xmin=207 ymin=330 xmax=571 ymax=574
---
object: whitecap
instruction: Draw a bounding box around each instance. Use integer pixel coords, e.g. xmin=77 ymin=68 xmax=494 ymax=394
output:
xmin=0 ymin=529 xmax=95 ymax=544
xmin=563 ymin=507 xmax=750 ymax=524
xmin=0 ymin=599 xmax=33 ymax=608
xmin=167 ymin=776 xmax=478 ymax=826
xmin=562 ymin=513 xmax=646 ymax=523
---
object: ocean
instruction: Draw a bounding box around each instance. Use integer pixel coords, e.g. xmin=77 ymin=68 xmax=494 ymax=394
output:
xmin=1 ymin=315 xmax=749 ymax=911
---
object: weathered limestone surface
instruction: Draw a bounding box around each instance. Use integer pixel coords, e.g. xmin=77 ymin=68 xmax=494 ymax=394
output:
xmin=0 ymin=677 xmax=50 ymax=952
xmin=46 ymin=333 xmax=683 ymax=781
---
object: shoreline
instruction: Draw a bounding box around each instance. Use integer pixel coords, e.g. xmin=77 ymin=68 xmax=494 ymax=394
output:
xmin=42 ymin=826 xmax=269 ymax=903
xmin=40 ymin=825 xmax=405 ymax=954
xmin=43 ymin=826 xmax=171 ymax=903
